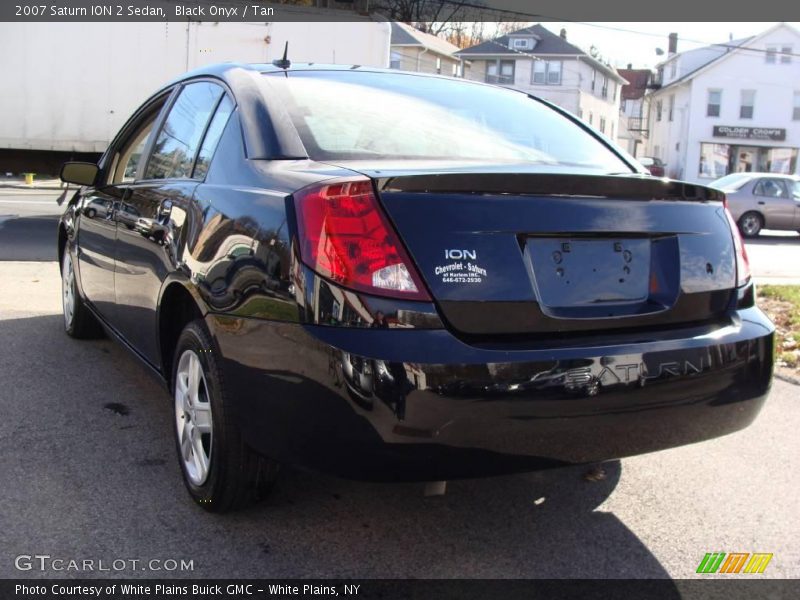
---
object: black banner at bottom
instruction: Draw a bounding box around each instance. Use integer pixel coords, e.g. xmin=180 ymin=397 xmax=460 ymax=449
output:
xmin=3 ymin=579 xmax=800 ymax=600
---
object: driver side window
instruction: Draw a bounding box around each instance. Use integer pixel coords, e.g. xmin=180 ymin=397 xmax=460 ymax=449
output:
xmin=107 ymin=94 xmax=170 ymax=185
xmin=112 ymin=117 xmax=156 ymax=184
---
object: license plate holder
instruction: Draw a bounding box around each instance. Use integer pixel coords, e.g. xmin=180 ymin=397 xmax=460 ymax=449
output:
xmin=526 ymin=238 xmax=651 ymax=308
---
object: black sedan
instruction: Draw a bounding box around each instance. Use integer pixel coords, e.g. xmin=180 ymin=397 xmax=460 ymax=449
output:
xmin=58 ymin=63 xmax=774 ymax=512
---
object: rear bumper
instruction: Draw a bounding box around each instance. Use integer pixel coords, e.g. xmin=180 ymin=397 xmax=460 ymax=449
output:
xmin=209 ymin=307 xmax=774 ymax=481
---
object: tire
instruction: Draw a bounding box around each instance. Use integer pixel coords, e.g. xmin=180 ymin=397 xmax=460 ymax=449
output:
xmin=172 ymin=320 xmax=279 ymax=512
xmin=61 ymin=248 xmax=104 ymax=339
xmin=738 ymin=212 xmax=763 ymax=238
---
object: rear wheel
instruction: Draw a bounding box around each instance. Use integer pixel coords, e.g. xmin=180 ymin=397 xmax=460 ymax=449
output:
xmin=172 ymin=320 xmax=279 ymax=512
xmin=61 ymin=249 xmax=104 ymax=339
xmin=738 ymin=212 xmax=763 ymax=238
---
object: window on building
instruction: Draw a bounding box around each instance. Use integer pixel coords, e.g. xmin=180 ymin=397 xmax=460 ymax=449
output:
xmin=145 ymin=82 xmax=224 ymax=180
xmin=486 ymin=60 xmax=515 ymax=85
xmin=547 ymin=61 xmax=562 ymax=85
xmin=669 ymin=60 xmax=677 ymax=78
xmin=740 ymin=89 xmax=755 ymax=119
xmin=707 ymin=89 xmax=722 ymax=117
xmin=389 ymin=51 xmax=402 ymax=70
xmin=511 ymin=37 xmax=533 ymax=50
xmin=611 ymin=81 xmax=617 ymax=102
xmin=766 ymin=46 xmax=777 ymax=64
xmin=794 ymin=91 xmax=800 ymax=120
xmin=588 ymin=112 xmax=593 ymax=125
xmin=698 ymin=143 xmax=731 ymax=178
xmin=656 ymin=100 xmax=663 ymax=121
xmin=599 ymin=117 xmax=606 ymax=133
xmin=668 ymin=95 xmax=675 ymax=121
xmin=533 ymin=61 xmax=546 ymax=84
xmin=781 ymin=46 xmax=792 ymax=64
xmin=577 ymin=108 xmax=583 ymax=119
xmin=436 ymin=57 xmax=442 ymax=75
xmin=591 ymin=69 xmax=596 ymax=91
xmin=601 ymin=75 xmax=608 ymax=98
xmin=532 ymin=60 xmax=562 ymax=85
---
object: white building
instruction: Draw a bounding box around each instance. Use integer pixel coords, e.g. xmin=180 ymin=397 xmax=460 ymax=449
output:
xmin=389 ymin=22 xmax=466 ymax=77
xmin=645 ymin=23 xmax=800 ymax=182
xmin=0 ymin=14 xmax=391 ymax=155
xmin=456 ymin=24 xmax=626 ymax=138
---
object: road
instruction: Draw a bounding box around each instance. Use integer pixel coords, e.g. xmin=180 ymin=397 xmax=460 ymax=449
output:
xmin=0 ymin=190 xmax=62 ymax=261
xmin=0 ymin=191 xmax=798 ymax=579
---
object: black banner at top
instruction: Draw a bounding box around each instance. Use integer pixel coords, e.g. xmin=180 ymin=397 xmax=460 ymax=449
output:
xmin=2 ymin=0 xmax=800 ymax=22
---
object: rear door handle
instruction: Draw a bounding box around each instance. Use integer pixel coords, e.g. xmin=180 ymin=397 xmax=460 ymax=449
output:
xmin=757 ymin=201 xmax=765 ymax=205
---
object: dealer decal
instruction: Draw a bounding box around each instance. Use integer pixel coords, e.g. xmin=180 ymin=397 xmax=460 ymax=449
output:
xmin=435 ymin=249 xmax=487 ymax=284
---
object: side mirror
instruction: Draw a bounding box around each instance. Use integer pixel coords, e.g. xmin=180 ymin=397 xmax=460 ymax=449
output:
xmin=60 ymin=162 xmax=99 ymax=186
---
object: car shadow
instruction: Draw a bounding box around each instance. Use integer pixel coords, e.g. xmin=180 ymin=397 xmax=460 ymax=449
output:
xmin=0 ymin=214 xmax=59 ymax=261
xmin=0 ymin=313 xmax=679 ymax=584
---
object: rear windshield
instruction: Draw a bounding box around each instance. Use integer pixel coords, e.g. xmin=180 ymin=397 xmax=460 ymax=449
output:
xmin=263 ymin=71 xmax=632 ymax=172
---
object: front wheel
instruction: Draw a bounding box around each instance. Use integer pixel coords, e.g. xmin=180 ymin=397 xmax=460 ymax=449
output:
xmin=738 ymin=212 xmax=763 ymax=238
xmin=172 ymin=320 xmax=279 ymax=512
xmin=61 ymin=249 xmax=104 ymax=339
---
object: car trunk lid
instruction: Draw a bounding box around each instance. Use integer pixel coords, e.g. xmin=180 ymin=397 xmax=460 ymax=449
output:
xmin=329 ymin=165 xmax=735 ymax=337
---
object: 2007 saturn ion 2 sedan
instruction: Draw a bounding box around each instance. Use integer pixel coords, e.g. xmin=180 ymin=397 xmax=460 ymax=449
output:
xmin=58 ymin=64 xmax=774 ymax=512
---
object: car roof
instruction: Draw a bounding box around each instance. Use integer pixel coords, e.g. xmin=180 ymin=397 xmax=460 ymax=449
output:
xmin=721 ymin=172 xmax=799 ymax=181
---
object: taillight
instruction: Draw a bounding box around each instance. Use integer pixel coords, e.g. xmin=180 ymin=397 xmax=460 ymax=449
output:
xmin=724 ymin=202 xmax=751 ymax=288
xmin=293 ymin=178 xmax=431 ymax=301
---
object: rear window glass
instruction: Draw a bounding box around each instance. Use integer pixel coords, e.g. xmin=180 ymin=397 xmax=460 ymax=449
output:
xmin=263 ymin=71 xmax=631 ymax=172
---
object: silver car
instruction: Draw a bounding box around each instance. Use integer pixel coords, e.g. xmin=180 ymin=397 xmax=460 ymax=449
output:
xmin=710 ymin=173 xmax=800 ymax=237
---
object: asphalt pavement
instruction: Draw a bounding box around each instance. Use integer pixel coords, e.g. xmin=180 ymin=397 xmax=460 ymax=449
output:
xmin=0 ymin=191 xmax=798 ymax=579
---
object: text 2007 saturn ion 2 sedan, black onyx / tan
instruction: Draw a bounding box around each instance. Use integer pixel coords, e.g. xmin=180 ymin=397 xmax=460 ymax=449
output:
xmin=57 ymin=63 xmax=774 ymax=512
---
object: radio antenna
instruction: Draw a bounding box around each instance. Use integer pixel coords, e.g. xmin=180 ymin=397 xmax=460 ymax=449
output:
xmin=272 ymin=41 xmax=291 ymax=69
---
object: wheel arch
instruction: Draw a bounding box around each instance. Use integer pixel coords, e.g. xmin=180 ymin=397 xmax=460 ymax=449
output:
xmin=157 ymin=277 xmax=207 ymax=386
xmin=738 ymin=210 xmax=765 ymax=232
xmin=57 ymin=223 xmax=68 ymax=266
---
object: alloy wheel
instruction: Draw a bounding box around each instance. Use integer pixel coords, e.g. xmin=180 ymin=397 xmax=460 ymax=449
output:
xmin=174 ymin=350 xmax=213 ymax=485
xmin=61 ymin=252 xmax=75 ymax=329
xmin=740 ymin=214 xmax=761 ymax=237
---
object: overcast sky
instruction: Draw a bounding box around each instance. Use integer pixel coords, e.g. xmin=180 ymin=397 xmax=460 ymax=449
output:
xmin=532 ymin=22 xmax=800 ymax=69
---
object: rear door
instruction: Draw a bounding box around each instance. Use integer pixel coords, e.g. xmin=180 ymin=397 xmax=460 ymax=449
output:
xmin=753 ymin=177 xmax=795 ymax=229
xmin=113 ymin=81 xmax=233 ymax=363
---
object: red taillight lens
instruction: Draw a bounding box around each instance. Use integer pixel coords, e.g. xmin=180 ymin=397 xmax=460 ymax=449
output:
xmin=293 ymin=178 xmax=431 ymax=301
xmin=724 ymin=205 xmax=751 ymax=288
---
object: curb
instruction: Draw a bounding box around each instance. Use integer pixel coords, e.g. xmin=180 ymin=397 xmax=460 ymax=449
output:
xmin=775 ymin=372 xmax=800 ymax=386
xmin=0 ymin=185 xmax=64 ymax=191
